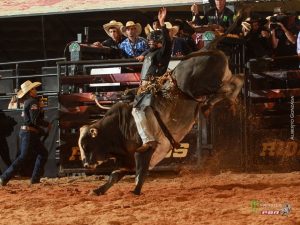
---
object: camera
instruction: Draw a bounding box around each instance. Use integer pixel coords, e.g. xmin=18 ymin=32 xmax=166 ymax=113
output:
xmin=269 ymin=22 xmax=280 ymax=30
xmin=269 ymin=15 xmax=288 ymax=30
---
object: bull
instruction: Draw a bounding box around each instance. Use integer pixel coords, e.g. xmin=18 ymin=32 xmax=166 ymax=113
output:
xmin=78 ymin=48 xmax=244 ymax=195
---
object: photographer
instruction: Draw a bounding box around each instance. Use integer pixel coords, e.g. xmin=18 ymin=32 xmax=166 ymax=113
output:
xmin=269 ymin=10 xmax=297 ymax=56
xmin=242 ymin=17 xmax=272 ymax=59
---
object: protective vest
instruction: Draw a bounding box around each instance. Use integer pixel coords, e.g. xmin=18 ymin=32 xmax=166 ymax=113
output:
xmin=140 ymin=26 xmax=172 ymax=81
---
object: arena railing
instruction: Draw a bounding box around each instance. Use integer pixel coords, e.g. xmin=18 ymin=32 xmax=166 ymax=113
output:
xmin=0 ymin=57 xmax=65 ymax=111
xmin=243 ymin=55 xmax=300 ymax=171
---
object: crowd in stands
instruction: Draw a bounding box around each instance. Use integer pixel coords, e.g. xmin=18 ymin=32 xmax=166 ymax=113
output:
xmin=89 ymin=0 xmax=300 ymax=63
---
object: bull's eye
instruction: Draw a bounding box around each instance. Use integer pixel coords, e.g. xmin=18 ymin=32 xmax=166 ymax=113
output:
xmin=89 ymin=128 xmax=98 ymax=138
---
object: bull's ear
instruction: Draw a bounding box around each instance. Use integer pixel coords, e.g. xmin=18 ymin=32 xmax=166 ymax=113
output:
xmin=89 ymin=128 xmax=98 ymax=138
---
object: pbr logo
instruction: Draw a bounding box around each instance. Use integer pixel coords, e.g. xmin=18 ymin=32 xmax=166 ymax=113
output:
xmin=260 ymin=140 xmax=299 ymax=157
xmin=251 ymin=200 xmax=292 ymax=216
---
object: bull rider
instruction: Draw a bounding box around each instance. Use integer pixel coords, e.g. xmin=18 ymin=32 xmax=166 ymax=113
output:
xmin=132 ymin=7 xmax=172 ymax=152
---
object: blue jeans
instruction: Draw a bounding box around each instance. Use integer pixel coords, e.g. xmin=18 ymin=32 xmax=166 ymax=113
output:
xmin=1 ymin=130 xmax=48 ymax=183
xmin=132 ymin=107 xmax=155 ymax=144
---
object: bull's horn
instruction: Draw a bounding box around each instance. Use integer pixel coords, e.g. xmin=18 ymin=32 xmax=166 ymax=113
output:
xmin=78 ymin=126 xmax=89 ymax=164
xmin=97 ymin=160 xmax=104 ymax=166
xmin=89 ymin=128 xmax=98 ymax=138
xmin=94 ymin=96 xmax=111 ymax=110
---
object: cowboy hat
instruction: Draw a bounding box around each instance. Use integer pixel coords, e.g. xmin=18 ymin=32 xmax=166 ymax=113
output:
xmin=165 ymin=22 xmax=179 ymax=37
xmin=120 ymin=21 xmax=142 ymax=37
xmin=16 ymin=80 xmax=41 ymax=98
xmin=103 ymin=20 xmax=123 ymax=36
xmin=144 ymin=24 xmax=154 ymax=36
xmin=241 ymin=21 xmax=251 ymax=31
xmin=145 ymin=22 xmax=179 ymax=37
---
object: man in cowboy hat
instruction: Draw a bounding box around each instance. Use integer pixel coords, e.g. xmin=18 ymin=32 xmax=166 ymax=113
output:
xmin=132 ymin=7 xmax=172 ymax=152
xmin=144 ymin=16 xmax=162 ymax=36
xmin=0 ymin=80 xmax=50 ymax=186
xmin=93 ymin=20 xmax=126 ymax=58
xmin=119 ymin=20 xmax=148 ymax=58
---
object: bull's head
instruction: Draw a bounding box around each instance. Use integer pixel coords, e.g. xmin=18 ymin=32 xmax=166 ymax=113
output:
xmin=78 ymin=125 xmax=109 ymax=169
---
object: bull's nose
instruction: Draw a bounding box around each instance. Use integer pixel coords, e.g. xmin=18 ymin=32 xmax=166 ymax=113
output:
xmin=83 ymin=163 xmax=89 ymax=168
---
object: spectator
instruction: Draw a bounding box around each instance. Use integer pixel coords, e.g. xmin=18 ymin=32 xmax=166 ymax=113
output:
xmin=165 ymin=22 xmax=190 ymax=57
xmin=172 ymin=19 xmax=198 ymax=53
xmin=191 ymin=0 xmax=234 ymax=32
xmin=144 ymin=16 xmax=162 ymax=36
xmin=93 ymin=20 xmax=125 ymax=59
xmin=269 ymin=8 xmax=297 ymax=56
xmin=119 ymin=21 xmax=149 ymax=58
xmin=242 ymin=17 xmax=272 ymax=59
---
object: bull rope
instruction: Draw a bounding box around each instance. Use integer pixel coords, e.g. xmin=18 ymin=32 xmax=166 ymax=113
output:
xmin=137 ymin=71 xmax=202 ymax=150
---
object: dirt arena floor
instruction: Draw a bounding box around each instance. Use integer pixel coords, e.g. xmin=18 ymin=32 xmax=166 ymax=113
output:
xmin=0 ymin=170 xmax=299 ymax=225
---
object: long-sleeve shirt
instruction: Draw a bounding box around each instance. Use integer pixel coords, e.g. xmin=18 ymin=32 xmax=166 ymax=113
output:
xmin=119 ymin=37 xmax=148 ymax=58
xmin=140 ymin=25 xmax=172 ymax=80
xmin=102 ymin=36 xmax=126 ymax=58
xmin=22 ymin=97 xmax=49 ymax=129
xmin=194 ymin=7 xmax=234 ymax=31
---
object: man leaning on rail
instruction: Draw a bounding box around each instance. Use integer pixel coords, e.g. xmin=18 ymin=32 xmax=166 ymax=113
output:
xmin=0 ymin=80 xmax=51 ymax=186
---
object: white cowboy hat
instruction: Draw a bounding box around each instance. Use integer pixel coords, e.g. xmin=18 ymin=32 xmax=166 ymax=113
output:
xmin=144 ymin=24 xmax=154 ymax=36
xmin=16 ymin=80 xmax=41 ymax=98
xmin=241 ymin=21 xmax=251 ymax=31
xmin=145 ymin=22 xmax=179 ymax=37
xmin=165 ymin=22 xmax=179 ymax=37
xmin=120 ymin=21 xmax=142 ymax=37
xmin=103 ymin=20 xmax=123 ymax=37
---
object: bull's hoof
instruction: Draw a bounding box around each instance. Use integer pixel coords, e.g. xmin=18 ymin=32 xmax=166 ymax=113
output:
xmin=90 ymin=188 xmax=104 ymax=196
xmin=130 ymin=189 xmax=141 ymax=195
xmin=136 ymin=141 xmax=157 ymax=152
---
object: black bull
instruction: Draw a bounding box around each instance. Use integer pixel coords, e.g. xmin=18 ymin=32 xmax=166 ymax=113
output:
xmin=78 ymin=50 xmax=244 ymax=195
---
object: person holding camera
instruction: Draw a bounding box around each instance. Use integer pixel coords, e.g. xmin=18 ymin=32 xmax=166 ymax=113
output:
xmin=269 ymin=12 xmax=297 ymax=57
xmin=242 ymin=18 xmax=272 ymax=60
